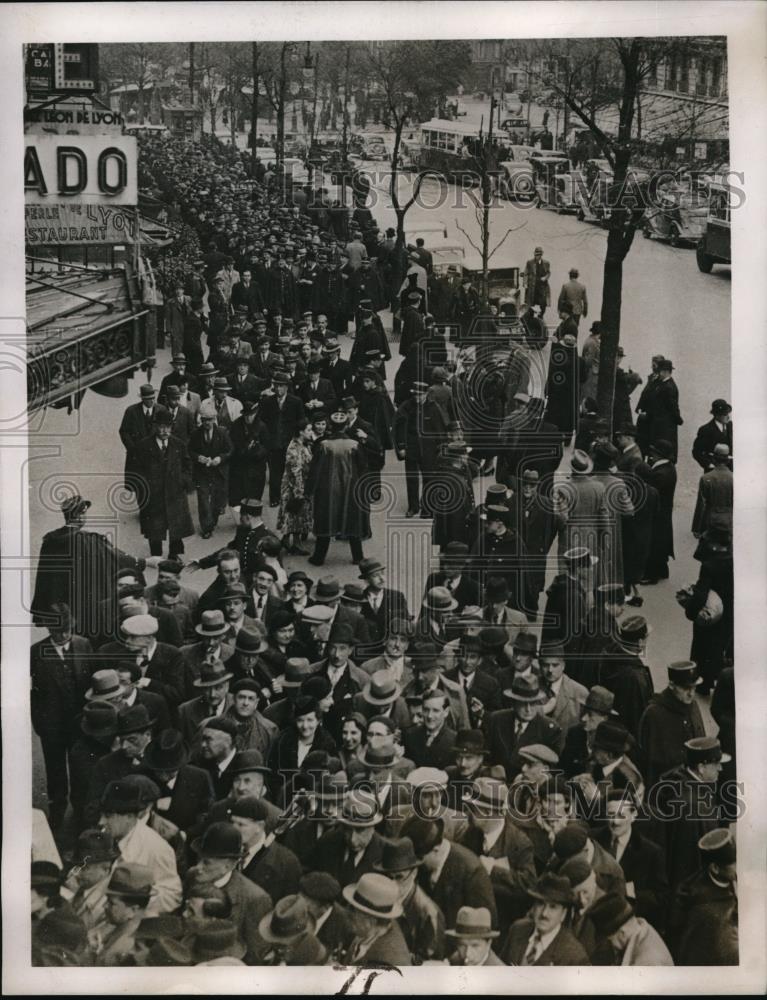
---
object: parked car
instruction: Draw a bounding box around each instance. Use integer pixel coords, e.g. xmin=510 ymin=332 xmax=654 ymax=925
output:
xmin=643 ymin=184 xmax=708 ymax=247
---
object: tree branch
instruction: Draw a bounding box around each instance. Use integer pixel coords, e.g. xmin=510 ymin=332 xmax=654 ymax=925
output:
xmin=489 ymin=224 xmax=525 ymax=259
xmin=455 ymin=220 xmax=482 ymax=257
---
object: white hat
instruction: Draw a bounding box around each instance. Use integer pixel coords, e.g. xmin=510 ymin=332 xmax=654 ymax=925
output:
xmin=121 ymin=614 xmax=159 ymax=638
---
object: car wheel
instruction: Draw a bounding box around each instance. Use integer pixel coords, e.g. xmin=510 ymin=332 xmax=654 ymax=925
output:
xmin=696 ymin=244 xmax=714 ymax=273
xmin=577 ymin=208 xmax=585 ymax=221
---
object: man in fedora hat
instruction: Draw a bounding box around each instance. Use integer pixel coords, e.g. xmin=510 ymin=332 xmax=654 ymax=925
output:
xmin=339 ymin=872 xmax=412 ymax=965
xmin=159 ymin=353 xmax=199 ymax=406
xmin=523 ymin=246 xmax=551 ymax=316
xmin=470 ymin=506 xmax=532 ymax=616
xmin=495 ymin=630 xmax=539 ymax=691
xmin=98 ymin=782 xmax=182 ymax=916
xmin=200 ymin=748 xmax=281 ymax=832
xmin=314 ymin=790 xmax=386 ymax=888
xmin=201 ymin=377 xmax=244 ymax=430
xmin=445 ymin=634 xmax=502 ymax=728
xmin=692 ymin=442 xmax=733 ymax=538
xmin=308 ymin=575 xmax=371 ymax=650
xmin=63 ymin=829 xmax=120 ymax=931
xmin=424 ymin=542 xmax=481 ymax=615
xmin=178 ymin=656 xmax=234 ymax=745
xmin=543 ymin=546 xmax=597 ymax=658
xmin=692 ymin=398 xmax=733 ymax=472
xmin=218 ymin=582 xmax=259 ymax=642
xmin=30 ymin=602 xmax=93 ymax=831
xmin=260 ymin=370 xmax=306 ymax=507
xmin=357 ymin=558 xmax=410 ymax=653
xmin=558 ymin=266 xmax=588 ymax=326
xmin=118 ymin=384 xmax=170 ymax=495
xmin=230 ymin=796 xmax=302 ymax=904
xmin=113 ymin=662 xmax=171 ymax=733
xmin=393 ymin=379 xmax=450 ymax=518
xmin=571 ymin=583 xmax=625 ymax=686
xmin=643 ymin=357 xmax=683 ymax=463
xmin=486 ymin=675 xmax=564 ymax=782
xmin=142 ymin=728 xmax=214 ymax=833
xmin=228 ymin=400 xmax=271 ymax=506
xmin=447 ymin=905 xmax=504 ymax=965
xmin=598 ymin=615 xmax=653 ymax=740
xmin=515 ymin=469 xmax=566 ymax=614
xmin=669 ymin=828 xmax=738 ymax=966
xmin=654 ymin=737 xmax=731 ymax=889
xmin=83 ymin=704 xmax=156 ymax=828
xmin=559 ymin=686 xmax=619 ymax=778
xmin=68 ymin=703 xmax=119 ymax=832
xmin=373 ymin=836 xmax=447 ymax=962
xmin=581 ymin=720 xmax=645 ymax=804
xmin=637 ymin=663 xmax=706 ymax=787
xmin=189 ymin=409 xmax=234 ymax=538
xmin=257 ymin=894 xmax=326 ymax=965
xmin=538 ymin=642 xmax=588 ymax=733
xmin=359 ymin=618 xmax=416 ymax=689
xmin=179 ymin=607 xmax=236 ymax=690
xmin=456 ymin=777 xmax=537 ymax=929
xmin=308 ymin=621 xmax=368 ymax=743
xmin=615 ymin=422 xmax=643 ymax=475
xmin=351 ymin=668 xmax=411 ymax=733
xmin=481 ymin=577 xmax=529 ymax=647
xmin=404 ymin=815 xmax=497 ymax=933
xmin=92 ymin=862 xmax=155 ymax=965
xmin=643 ymin=439 xmax=677 ymax=584
xmin=132 ymin=408 xmax=194 ymax=559
xmin=501 ymin=871 xmax=589 ymax=965
xmin=587 ymin=891 xmax=672 ymax=966
xmin=191 ymin=821 xmax=272 ymax=962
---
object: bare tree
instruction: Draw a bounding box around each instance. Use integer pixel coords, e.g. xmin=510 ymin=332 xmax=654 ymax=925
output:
xmin=526 ymin=37 xmax=671 ymax=431
xmin=365 ymin=41 xmax=472 ymax=248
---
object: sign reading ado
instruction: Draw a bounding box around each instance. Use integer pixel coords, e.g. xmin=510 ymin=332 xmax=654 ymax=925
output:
xmin=24 ymin=134 xmax=137 ymax=206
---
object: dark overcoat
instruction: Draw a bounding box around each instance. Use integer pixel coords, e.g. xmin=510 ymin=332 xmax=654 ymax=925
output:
xmin=308 ymin=432 xmax=369 ymax=538
xmin=134 ymin=435 xmax=194 ymax=540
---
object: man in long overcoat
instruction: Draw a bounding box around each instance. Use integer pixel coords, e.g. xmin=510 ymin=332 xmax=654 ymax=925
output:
xmin=307 ymin=407 xmax=369 ymax=565
xmin=118 ymin=384 xmax=168 ymax=493
xmin=523 ymin=247 xmax=551 ymax=316
xmin=189 ymin=412 xmax=234 ymax=538
xmin=133 ymin=411 xmax=194 ymax=558
xmin=644 ymin=358 xmax=683 ymax=462
xmin=643 ymin=440 xmax=677 ymax=583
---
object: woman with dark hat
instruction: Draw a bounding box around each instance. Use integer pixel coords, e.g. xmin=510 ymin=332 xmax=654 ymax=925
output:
xmin=277 ymin=418 xmax=315 ymax=555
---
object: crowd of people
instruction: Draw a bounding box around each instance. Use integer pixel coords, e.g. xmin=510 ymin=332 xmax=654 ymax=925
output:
xmin=28 ymin=132 xmax=736 ymax=969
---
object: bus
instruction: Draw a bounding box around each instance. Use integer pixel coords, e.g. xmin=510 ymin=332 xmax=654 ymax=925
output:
xmin=412 ymin=118 xmax=484 ymax=181
xmin=696 ymin=182 xmax=731 ymax=273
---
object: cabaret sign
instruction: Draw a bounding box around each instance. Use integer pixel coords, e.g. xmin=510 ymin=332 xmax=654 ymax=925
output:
xmin=25 ymin=203 xmax=137 ymax=245
xmin=24 ymin=134 xmax=137 ymax=205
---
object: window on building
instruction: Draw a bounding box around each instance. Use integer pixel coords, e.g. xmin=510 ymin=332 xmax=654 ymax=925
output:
xmin=679 ymin=55 xmax=690 ymax=94
xmin=696 ymin=58 xmax=709 ymax=97
xmin=711 ymin=58 xmax=722 ymax=96
xmin=666 ymin=55 xmax=677 ymax=92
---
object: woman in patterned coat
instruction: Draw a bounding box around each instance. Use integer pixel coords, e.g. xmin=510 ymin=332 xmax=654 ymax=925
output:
xmin=277 ymin=419 xmax=315 ymax=555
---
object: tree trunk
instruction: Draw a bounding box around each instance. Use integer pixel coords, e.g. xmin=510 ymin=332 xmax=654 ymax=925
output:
xmin=597 ymin=233 xmax=624 ymax=434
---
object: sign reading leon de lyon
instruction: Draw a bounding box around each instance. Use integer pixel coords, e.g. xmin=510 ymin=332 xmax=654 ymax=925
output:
xmin=25 ymin=203 xmax=138 ymax=245
xmin=24 ymin=134 xmax=137 ymax=205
